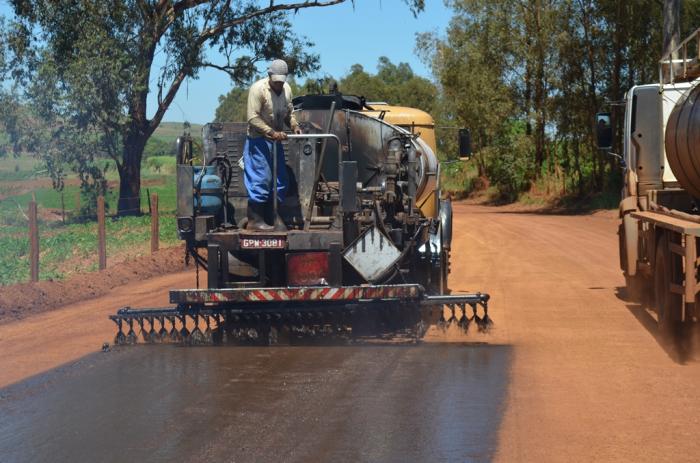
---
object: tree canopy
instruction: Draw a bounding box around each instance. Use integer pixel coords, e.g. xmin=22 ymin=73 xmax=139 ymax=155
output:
xmin=339 ymin=57 xmax=437 ymax=113
xmin=420 ymin=0 xmax=700 ymax=201
xmin=215 ymin=57 xmax=438 ymax=124
xmin=1 ymin=0 xmax=424 ymax=214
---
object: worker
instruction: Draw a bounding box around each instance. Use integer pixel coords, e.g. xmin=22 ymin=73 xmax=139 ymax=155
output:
xmin=244 ymin=59 xmax=302 ymax=231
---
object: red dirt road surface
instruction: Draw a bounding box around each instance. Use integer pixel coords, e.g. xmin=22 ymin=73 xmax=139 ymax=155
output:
xmin=2 ymin=203 xmax=700 ymax=461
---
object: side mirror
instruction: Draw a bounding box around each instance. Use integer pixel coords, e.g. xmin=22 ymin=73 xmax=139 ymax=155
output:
xmin=595 ymin=112 xmax=613 ymax=150
xmin=458 ymin=128 xmax=472 ymax=160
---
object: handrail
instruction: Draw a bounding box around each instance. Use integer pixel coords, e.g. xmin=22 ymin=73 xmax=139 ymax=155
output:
xmin=659 ymin=27 xmax=700 ymax=85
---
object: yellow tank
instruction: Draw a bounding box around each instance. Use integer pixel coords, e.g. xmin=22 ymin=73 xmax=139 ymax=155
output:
xmin=362 ymin=104 xmax=439 ymax=218
xmin=362 ymin=104 xmax=437 ymax=152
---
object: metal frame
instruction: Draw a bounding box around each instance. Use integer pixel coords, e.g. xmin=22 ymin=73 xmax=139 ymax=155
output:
xmin=282 ymin=133 xmax=343 ymax=227
xmin=633 ymin=210 xmax=700 ymax=320
xmin=108 ymin=287 xmax=492 ymax=345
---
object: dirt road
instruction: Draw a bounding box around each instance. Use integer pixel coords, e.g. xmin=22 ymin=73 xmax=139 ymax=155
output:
xmin=2 ymin=203 xmax=700 ymax=462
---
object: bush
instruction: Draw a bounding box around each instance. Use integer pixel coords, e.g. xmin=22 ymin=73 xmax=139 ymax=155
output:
xmin=440 ymin=160 xmax=481 ymax=197
xmin=483 ymin=132 xmax=535 ymax=202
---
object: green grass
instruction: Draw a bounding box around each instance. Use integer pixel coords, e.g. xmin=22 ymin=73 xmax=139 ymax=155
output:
xmin=0 ymin=155 xmax=43 ymax=181
xmin=144 ymin=155 xmax=177 ymax=175
xmin=0 ymin=212 xmax=180 ymax=285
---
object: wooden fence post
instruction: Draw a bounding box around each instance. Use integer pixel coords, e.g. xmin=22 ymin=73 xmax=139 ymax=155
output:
xmin=28 ymin=197 xmax=39 ymax=282
xmin=151 ymin=193 xmax=159 ymax=253
xmin=97 ymin=195 xmax=106 ymax=270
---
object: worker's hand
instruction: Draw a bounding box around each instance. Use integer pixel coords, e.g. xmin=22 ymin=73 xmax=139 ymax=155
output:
xmin=270 ymin=131 xmax=287 ymax=141
xmin=293 ymin=127 xmax=303 ymax=135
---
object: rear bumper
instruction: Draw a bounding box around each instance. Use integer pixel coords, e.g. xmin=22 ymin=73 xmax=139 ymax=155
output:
xmin=170 ymin=284 xmax=423 ymax=305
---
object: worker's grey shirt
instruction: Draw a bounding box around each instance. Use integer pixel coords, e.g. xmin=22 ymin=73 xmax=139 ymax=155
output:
xmin=246 ymin=77 xmax=299 ymax=138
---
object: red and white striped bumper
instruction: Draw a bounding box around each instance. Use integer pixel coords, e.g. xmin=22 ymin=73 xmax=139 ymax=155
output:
xmin=170 ymin=284 xmax=423 ymax=305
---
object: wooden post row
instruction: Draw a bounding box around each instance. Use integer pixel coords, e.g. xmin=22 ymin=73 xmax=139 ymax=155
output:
xmin=28 ymin=199 xmax=39 ymax=282
xmin=151 ymin=193 xmax=159 ymax=253
xmin=97 ymin=195 xmax=107 ymax=270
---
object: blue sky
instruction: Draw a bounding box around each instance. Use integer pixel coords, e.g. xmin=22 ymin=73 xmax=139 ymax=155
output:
xmin=0 ymin=1 xmax=453 ymax=124
xmin=162 ymin=1 xmax=453 ymax=123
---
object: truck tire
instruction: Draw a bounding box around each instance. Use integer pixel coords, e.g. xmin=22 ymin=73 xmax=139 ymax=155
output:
xmin=654 ymin=239 xmax=682 ymax=338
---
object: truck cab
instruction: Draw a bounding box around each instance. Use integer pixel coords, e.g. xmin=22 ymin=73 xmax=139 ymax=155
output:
xmin=619 ymin=83 xmax=691 ymax=202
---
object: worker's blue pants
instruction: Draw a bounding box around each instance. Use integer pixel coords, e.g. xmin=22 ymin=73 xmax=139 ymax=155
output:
xmin=243 ymin=136 xmax=288 ymax=203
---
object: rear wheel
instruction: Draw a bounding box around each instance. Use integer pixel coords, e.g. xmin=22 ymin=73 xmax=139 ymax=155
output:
xmin=654 ymin=237 xmax=682 ymax=338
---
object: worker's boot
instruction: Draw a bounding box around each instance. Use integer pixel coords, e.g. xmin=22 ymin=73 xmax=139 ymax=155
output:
xmin=246 ymin=202 xmax=273 ymax=232
xmin=273 ymin=211 xmax=288 ymax=231
xmin=265 ymin=200 xmax=288 ymax=231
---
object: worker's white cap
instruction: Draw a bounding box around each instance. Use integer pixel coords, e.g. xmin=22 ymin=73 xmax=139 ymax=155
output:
xmin=268 ymin=59 xmax=288 ymax=82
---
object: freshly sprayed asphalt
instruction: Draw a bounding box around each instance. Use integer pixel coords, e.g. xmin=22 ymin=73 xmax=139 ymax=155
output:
xmin=0 ymin=343 xmax=510 ymax=462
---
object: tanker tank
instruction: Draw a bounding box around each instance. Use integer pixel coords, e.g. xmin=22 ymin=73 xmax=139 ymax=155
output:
xmin=294 ymin=107 xmax=438 ymax=217
xmin=665 ymin=83 xmax=700 ymax=198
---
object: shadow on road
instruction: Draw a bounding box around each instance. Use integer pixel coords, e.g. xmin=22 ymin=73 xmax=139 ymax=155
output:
xmin=452 ymin=201 xmax=613 ymax=216
xmin=616 ymin=286 xmax=700 ymax=364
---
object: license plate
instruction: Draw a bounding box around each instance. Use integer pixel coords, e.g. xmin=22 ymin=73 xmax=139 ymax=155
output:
xmin=240 ymin=237 xmax=286 ymax=249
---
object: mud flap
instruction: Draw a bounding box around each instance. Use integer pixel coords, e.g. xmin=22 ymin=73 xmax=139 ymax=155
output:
xmin=623 ymin=213 xmax=639 ymax=276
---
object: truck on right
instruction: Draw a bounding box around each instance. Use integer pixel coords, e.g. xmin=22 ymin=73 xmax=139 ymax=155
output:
xmin=601 ymin=28 xmax=700 ymax=336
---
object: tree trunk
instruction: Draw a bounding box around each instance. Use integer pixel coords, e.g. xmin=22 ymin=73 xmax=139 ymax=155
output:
xmin=663 ymin=0 xmax=681 ymax=79
xmin=116 ymin=34 xmax=156 ymax=216
xmin=117 ymin=126 xmax=148 ymax=216
xmin=573 ymin=135 xmax=583 ymax=196
xmin=532 ymin=1 xmax=547 ymax=175
xmin=609 ymin=1 xmax=624 ymax=175
xmin=577 ymin=1 xmax=600 ymax=189
xmin=525 ymin=47 xmax=533 ymax=137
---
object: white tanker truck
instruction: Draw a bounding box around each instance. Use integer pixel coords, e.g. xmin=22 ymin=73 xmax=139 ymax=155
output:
xmin=598 ymin=29 xmax=700 ymax=335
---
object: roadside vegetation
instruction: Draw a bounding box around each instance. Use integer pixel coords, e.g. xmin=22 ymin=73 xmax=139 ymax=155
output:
xmin=0 ymin=127 xmax=181 ymax=286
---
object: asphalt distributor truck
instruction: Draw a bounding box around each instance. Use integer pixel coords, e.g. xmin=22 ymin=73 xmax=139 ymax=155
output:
xmin=110 ymin=94 xmax=490 ymax=344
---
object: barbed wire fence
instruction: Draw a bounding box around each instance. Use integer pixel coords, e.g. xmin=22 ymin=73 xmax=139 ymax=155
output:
xmin=53 ymin=192 xmax=157 ymax=223
xmin=22 ymin=192 xmax=161 ymax=283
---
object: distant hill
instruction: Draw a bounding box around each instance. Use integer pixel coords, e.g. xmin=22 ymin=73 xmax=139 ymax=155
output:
xmin=152 ymin=122 xmax=204 ymax=143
